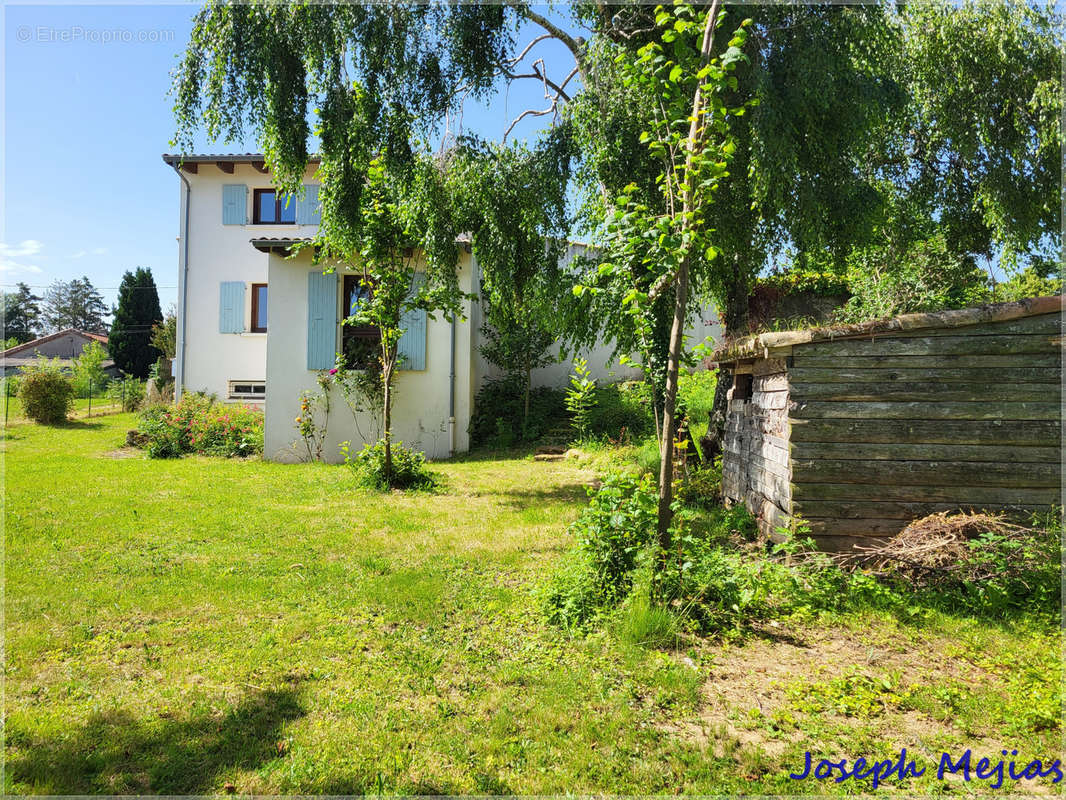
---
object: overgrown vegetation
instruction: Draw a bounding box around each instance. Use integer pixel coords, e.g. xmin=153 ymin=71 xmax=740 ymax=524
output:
xmin=136 ymin=393 xmax=263 ymax=459
xmin=108 ymin=376 xmax=146 ymax=413
xmin=546 ymin=481 xmax=1061 ymax=636
xmin=16 ymin=360 xmax=75 ymax=424
xmin=342 ymin=438 xmax=437 ymax=492
xmin=469 ymin=375 xmax=566 ymax=448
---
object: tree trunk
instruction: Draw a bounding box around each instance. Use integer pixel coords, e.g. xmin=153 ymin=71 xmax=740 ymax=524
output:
xmin=381 ymin=342 xmax=396 ymax=486
xmin=655 ymin=0 xmax=723 ymax=581
xmin=524 ymin=365 xmax=532 ymax=434
xmin=700 ymin=255 xmax=751 ymax=463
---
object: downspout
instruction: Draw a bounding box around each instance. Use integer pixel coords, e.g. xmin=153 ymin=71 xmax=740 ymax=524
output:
xmin=170 ymin=163 xmax=191 ymax=402
xmin=448 ymin=312 xmax=456 ymax=457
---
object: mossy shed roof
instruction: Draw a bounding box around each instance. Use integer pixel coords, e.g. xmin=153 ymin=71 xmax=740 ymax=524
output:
xmin=711 ymin=294 xmax=1063 ymax=365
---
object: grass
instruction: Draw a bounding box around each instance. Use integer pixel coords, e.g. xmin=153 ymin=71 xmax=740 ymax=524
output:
xmin=1 ymin=394 xmax=124 ymax=422
xmin=5 ymin=414 xmax=1061 ymax=794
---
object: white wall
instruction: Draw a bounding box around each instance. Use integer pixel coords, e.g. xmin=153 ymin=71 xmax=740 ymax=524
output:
xmin=177 ymin=162 xmax=320 ymax=404
xmin=264 ymin=250 xmax=475 ymax=464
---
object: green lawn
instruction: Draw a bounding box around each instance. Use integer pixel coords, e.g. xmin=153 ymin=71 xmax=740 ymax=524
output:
xmin=2 ymin=395 xmax=124 ymax=422
xmin=5 ymin=415 xmax=1060 ymax=794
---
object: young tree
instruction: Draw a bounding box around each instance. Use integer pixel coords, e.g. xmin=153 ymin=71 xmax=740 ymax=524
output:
xmin=326 ymin=150 xmax=463 ymax=484
xmin=2 ymin=282 xmax=42 ymax=343
xmin=40 ymin=277 xmax=109 ymax=334
xmin=451 ymin=135 xmax=574 ymax=430
xmin=72 ymin=340 xmax=110 ymax=396
xmin=109 ymin=267 xmax=164 ymax=378
xmin=583 ymin=2 xmax=750 ymax=566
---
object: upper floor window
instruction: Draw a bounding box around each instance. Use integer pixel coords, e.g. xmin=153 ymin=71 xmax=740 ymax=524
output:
xmin=253 ymin=188 xmax=296 ymax=224
xmin=250 ymin=283 xmax=268 ymax=332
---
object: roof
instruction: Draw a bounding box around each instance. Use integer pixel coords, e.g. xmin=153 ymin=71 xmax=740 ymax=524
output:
xmin=2 ymin=329 xmax=109 ymax=358
xmin=162 ymin=153 xmax=321 ymax=174
xmin=249 ymin=235 xmax=478 ymax=255
xmin=1 ymin=356 xmax=115 ymax=370
xmin=711 ymin=294 xmax=1064 ymax=364
xmin=250 ymin=236 xmax=314 ymax=254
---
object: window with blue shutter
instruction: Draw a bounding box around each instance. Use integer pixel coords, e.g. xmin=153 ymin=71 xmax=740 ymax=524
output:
xmin=219 ymin=282 xmax=245 ymax=333
xmin=397 ymin=273 xmax=427 ymax=371
xmin=222 ymin=184 xmax=247 ymax=225
xmin=307 ymin=270 xmax=338 ymax=370
xmin=296 ymin=184 xmax=321 ymax=225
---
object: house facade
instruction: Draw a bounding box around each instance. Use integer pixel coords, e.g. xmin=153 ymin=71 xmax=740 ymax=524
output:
xmin=164 ymin=153 xmax=721 ymax=462
xmin=1 ymin=329 xmax=116 ymax=376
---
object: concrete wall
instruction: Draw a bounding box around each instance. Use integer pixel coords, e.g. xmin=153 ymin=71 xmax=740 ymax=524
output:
xmin=264 ymin=250 xmax=475 ymax=463
xmin=176 ymin=163 xmax=320 ymax=405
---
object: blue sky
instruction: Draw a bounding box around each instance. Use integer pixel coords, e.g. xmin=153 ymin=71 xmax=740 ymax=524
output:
xmin=2 ymin=4 xmax=576 ymax=311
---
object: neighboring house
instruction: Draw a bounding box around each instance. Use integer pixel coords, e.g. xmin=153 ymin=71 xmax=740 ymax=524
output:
xmin=164 ymin=153 xmax=721 ymax=462
xmin=712 ymin=295 xmax=1061 ymax=550
xmin=1 ymin=329 xmax=116 ymax=377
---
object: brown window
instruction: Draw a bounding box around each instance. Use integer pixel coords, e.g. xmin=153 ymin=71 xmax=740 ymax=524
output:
xmin=250 ymin=284 xmax=268 ymax=332
xmin=342 ymin=275 xmax=380 ymax=370
xmin=252 ymin=188 xmax=296 ymax=224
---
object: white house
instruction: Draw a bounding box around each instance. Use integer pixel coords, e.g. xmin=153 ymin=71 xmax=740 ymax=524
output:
xmin=163 ymin=153 xmax=721 ymax=463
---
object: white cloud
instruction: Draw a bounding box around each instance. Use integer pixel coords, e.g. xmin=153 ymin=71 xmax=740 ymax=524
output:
xmin=0 ymin=258 xmax=42 ymax=274
xmin=0 ymin=240 xmax=43 ymax=258
xmin=70 ymin=246 xmax=108 ymax=259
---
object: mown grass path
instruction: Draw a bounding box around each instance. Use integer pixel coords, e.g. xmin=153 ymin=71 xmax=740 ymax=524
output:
xmin=4 ymin=414 xmax=1060 ymax=794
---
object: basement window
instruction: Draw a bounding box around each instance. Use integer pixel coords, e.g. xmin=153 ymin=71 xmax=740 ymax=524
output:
xmin=229 ymin=381 xmax=266 ymax=400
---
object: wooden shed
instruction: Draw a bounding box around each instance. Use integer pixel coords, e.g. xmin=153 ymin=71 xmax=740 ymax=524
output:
xmin=711 ymin=295 xmax=1062 ymax=551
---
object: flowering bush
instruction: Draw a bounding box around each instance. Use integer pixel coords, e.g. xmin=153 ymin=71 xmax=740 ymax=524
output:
xmin=136 ymin=392 xmax=263 ymax=459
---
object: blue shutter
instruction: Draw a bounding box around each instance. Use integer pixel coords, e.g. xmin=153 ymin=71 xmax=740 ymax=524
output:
xmin=219 ymin=282 xmax=245 ymax=333
xmin=307 ymin=270 xmax=338 ymax=370
xmin=297 ymin=184 xmax=321 ymax=225
xmin=222 ymin=184 xmax=247 ymax=225
xmin=397 ymin=273 xmax=427 ymax=371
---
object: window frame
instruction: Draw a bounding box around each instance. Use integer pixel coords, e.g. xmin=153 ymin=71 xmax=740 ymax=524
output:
xmin=252 ymin=188 xmax=297 ymax=225
xmin=250 ymin=283 xmax=268 ymax=333
xmin=342 ymin=274 xmax=381 ymax=370
xmin=228 ymin=380 xmax=266 ymax=400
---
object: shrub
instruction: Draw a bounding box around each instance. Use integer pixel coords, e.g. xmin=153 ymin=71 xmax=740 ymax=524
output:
xmin=109 ymin=376 xmax=146 ymax=412
xmin=137 ymin=405 xmax=184 ymax=458
xmin=17 ymin=362 xmax=74 ymax=424
xmin=542 ymin=472 xmax=657 ymax=628
xmin=343 ymin=439 xmax=436 ymax=491
xmin=3 ymin=376 xmax=19 ymax=397
xmin=136 ymin=393 xmax=262 ymax=459
xmin=187 ymin=403 xmax=264 ymax=457
xmin=586 ymin=381 xmax=655 ymax=441
xmin=469 ymin=375 xmax=566 ymax=447
xmin=674 ymin=458 xmax=723 ymax=508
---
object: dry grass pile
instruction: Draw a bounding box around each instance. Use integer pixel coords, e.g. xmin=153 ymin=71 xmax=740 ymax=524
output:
xmin=845 ymin=511 xmax=1047 ymax=588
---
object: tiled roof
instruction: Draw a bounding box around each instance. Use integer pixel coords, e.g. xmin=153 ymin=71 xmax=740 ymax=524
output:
xmin=2 ymin=328 xmax=109 ymax=358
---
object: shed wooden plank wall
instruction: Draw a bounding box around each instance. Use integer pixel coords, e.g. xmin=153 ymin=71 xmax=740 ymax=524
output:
xmin=722 ymin=359 xmax=792 ymax=538
xmin=788 ymin=311 xmax=1061 ymax=551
